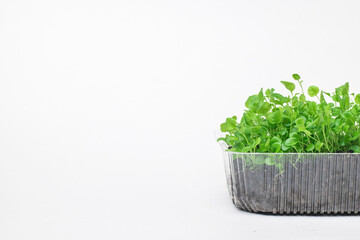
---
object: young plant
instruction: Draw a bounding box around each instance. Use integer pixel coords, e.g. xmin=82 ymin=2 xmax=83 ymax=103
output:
xmin=218 ymin=74 xmax=360 ymax=154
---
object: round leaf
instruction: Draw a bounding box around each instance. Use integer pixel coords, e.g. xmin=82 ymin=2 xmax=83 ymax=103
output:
xmin=295 ymin=117 xmax=305 ymax=126
xmin=267 ymin=111 xmax=282 ymax=124
xmin=308 ymin=86 xmax=319 ymax=97
xmin=271 ymin=142 xmax=281 ymax=153
xmin=292 ymin=73 xmax=300 ymax=80
xmin=355 ymin=94 xmax=360 ymax=104
xmin=289 ymin=132 xmax=300 ymax=140
xmin=285 ymin=137 xmax=298 ymax=147
xmin=270 ymin=136 xmax=282 ymax=145
xmin=281 ymin=142 xmax=290 ymax=151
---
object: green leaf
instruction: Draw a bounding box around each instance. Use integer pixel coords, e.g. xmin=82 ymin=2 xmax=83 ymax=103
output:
xmin=292 ymin=73 xmax=300 ymax=80
xmin=281 ymin=142 xmax=290 ymax=151
xmin=295 ymin=116 xmax=306 ymax=126
xmin=220 ymin=123 xmax=230 ymax=132
xmin=349 ymin=131 xmax=360 ymax=141
xmin=265 ymin=138 xmax=271 ymax=148
xmin=259 ymin=88 xmax=267 ymax=101
xmin=355 ymin=94 xmax=360 ymax=104
xmin=342 ymin=111 xmax=354 ymax=119
xmin=331 ymin=107 xmax=341 ymax=116
xmin=250 ymin=126 xmax=261 ymax=135
xmin=224 ymin=135 xmax=238 ymax=146
xmin=265 ymin=88 xmax=274 ymax=98
xmin=289 ymin=132 xmax=300 ymax=140
xmin=339 ymin=138 xmax=346 ymax=147
xmin=245 ymin=95 xmax=260 ymax=110
xmin=320 ymin=91 xmax=325 ymax=103
xmin=248 ymin=137 xmax=261 ymax=150
xmin=306 ymin=144 xmax=314 ymax=152
xmin=323 ymin=91 xmax=331 ymax=97
xmin=267 ymin=111 xmax=282 ymax=124
xmin=257 ymin=102 xmax=271 ymax=114
xmin=351 ymin=146 xmax=360 ymax=153
xmin=315 ymin=141 xmax=323 ymax=151
xmin=298 ymin=126 xmax=311 ymax=136
xmin=270 ymin=137 xmax=282 ymax=153
xmin=280 ymin=81 xmax=295 ymax=92
xmin=278 ymin=128 xmax=287 ymax=136
xmin=299 ymin=94 xmax=306 ymax=101
xmin=233 ymin=141 xmax=245 ymax=150
xmin=342 ymin=111 xmax=355 ymax=125
xmin=220 ymin=117 xmax=237 ymax=132
xmin=308 ymin=86 xmax=319 ymax=97
xmin=332 ymin=94 xmax=341 ymax=103
xmin=271 ymin=142 xmax=281 ymax=153
xmin=285 ymin=137 xmax=298 ymax=146
xmin=271 ymin=93 xmax=287 ymax=104
xmin=270 ymin=136 xmax=282 ymax=145
xmin=336 ymin=82 xmax=349 ymax=96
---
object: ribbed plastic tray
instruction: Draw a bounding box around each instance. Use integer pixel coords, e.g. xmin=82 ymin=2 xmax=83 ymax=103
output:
xmin=222 ymin=152 xmax=360 ymax=214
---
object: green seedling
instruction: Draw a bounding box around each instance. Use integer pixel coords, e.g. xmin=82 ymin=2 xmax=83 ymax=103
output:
xmin=218 ymin=74 xmax=360 ymax=154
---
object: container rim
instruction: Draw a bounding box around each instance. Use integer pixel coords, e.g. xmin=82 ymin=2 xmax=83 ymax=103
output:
xmin=221 ymin=150 xmax=360 ymax=155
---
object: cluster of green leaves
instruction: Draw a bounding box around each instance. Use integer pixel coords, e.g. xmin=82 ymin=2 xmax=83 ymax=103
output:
xmin=218 ymin=74 xmax=360 ymax=153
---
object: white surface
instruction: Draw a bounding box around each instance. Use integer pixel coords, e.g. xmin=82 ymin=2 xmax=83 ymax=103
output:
xmin=1 ymin=0 xmax=360 ymax=239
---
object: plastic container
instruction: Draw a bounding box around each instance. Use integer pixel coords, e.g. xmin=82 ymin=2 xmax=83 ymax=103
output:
xmin=220 ymin=144 xmax=360 ymax=214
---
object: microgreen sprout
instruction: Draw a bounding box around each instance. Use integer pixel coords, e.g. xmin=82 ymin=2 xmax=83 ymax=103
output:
xmin=218 ymin=74 xmax=360 ymax=154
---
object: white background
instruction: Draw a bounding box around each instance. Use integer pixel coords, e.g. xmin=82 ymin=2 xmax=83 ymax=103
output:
xmin=1 ymin=0 xmax=360 ymax=239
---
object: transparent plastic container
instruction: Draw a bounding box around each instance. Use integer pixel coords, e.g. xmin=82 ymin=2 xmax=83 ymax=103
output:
xmin=219 ymin=142 xmax=360 ymax=214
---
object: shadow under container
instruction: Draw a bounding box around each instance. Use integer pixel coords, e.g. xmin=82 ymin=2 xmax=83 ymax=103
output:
xmin=221 ymin=150 xmax=360 ymax=214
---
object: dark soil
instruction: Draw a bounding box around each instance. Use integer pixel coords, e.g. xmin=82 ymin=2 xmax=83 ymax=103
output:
xmin=336 ymin=150 xmax=354 ymax=153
